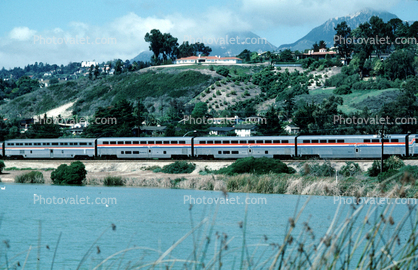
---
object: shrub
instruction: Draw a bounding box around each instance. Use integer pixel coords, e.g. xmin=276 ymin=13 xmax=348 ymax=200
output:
xmin=15 ymin=171 xmax=44 ymax=184
xmin=209 ymin=65 xmax=214 ymax=71
xmin=0 ymin=160 xmax=5 ymax=173
xmin=301 ymin=161 xmax=335 ymax=177
xmin=216 ymin=90 xmax=221 ymax=95
xmin=333 ymin=85 xmax=352 ymax=95
xmin=217 ymin=157 xmax=295 ymax=175
xmin=161 ymin=161 xmax=196 ymax=174
xmin=51 ymin=161 xmax=87 ymax=185
xmin=368 ymin=160 xmax=381 ymax=177
xmin=215 ymin=81 xmax=221 ymax=87
xmin=368 ymin=156 xmax=405 ymax=177
xmin=216 ymin=67 xmax=229 ymax=77
xmin=230 ymin=90 xmax=237 ymax=95
xmin=103 ymin=176 xmax=125 ymax=186
xmin=339 ymin=162 xmax=362 ymax=177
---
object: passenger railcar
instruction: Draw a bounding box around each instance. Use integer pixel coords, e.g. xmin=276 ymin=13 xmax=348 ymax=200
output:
xmin=297 ymin=134 xmax=409 ymax=158
xmin=194 ymin=136 xmax=296 ymax=158
xmin=4 ymin=138 xmax=96 ymax=159
xmin=97 ymin=137 xmax=192 ymax=159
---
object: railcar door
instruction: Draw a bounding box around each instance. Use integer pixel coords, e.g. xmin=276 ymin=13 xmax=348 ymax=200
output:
xmin=50 ymin=149 xmax=54 ymax=158
xmin=247 ymin=145 xmax=253 ymax=156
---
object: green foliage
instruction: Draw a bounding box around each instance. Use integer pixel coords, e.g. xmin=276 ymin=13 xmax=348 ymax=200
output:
xmin=14 ymin=171 xmax=44 ymax=184
xmin=161 ymin=161 xmax=196 ymax=174
xmin=339 ymin=162 xmax=362 ymax=177
xmin=0 ymin=160 xmax=5 ymax=173
xmin=103 ymin=176 xmax=126 ymax=186
xmin=300 ymin=161 xmax=335 ymax=177
xmin=216 ymin=67 xmax=230 ymax=77
xmin=368 ymin=156 xmax=405 ymax=177
xmin=51 ymin=161 xmax=87 ymax=185
xmin=217 ymin=157 xmax=296 ymax=175
xmin=333 ymin=85 xmax=352 ymax=95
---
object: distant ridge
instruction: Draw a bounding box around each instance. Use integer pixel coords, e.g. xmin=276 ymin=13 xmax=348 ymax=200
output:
xmin=278 ymin=9 xmax=398 ymax=51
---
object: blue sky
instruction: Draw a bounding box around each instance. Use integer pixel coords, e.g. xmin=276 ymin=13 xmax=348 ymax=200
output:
xmin=0 ymin=0 xmax=417 ymax=69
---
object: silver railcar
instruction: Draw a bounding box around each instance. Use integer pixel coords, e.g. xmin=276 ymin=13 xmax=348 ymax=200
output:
xmin=97 ymin=137 xmax=192 ymax=158
xmin=297 ymin=134 xmax=408 ymax=158
xmin=5 ymin=138 xmax=96 ymax=158
xmin=193 ymin=136 xmax=296 ymax=158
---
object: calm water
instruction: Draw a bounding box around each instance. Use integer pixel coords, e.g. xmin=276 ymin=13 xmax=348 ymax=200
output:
xmin=0 ymin=183 xmax=415 ymax=269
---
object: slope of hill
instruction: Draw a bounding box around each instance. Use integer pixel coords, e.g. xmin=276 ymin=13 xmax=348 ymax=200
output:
xmin=278 ymin=9 xmax=398 ymax=51
xmin=0 ymin=69 xmax=216 ymax=119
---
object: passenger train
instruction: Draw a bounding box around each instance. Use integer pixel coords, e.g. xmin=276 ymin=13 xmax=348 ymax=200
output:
xmin=0 ymin=134 xmax=416 ymax=159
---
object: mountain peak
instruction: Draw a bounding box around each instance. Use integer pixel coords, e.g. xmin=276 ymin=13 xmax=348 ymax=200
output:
xmin=279 ymin=9 xmax=398 ymax=51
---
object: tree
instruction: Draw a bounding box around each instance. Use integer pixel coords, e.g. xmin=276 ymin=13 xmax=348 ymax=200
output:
xmin=280 ymin=49 xmax=294 ymax=62
xmin=145 ymin=29 xmax=165 ymax=65
xmin=177 ymin=41 xmax=212 ymax=58
xmin=94 ymin=65 xmax=100 ymax=79
xmin=257 ymin=106 xmax=284 ymax=135
xmin=384 ymin=49 xmax=416 ymax=80
xmin=162 ymin=33 xmax=179 ymax=62
xmin=88 ymin=65 xmax=93 ymax=80
xmin=114 ymin=59 xmax=123 ymax=75
xmin=334 ymin=21 xmax=353 ymax=65
xmin=51 ymin=161 xmax=86 ymax=185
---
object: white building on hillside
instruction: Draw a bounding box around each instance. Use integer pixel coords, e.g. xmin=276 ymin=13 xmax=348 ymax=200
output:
xmin=174 ymin=55 xmax=242 ymax=64
xmin=81 ymin=61 xmax=98 ymax=68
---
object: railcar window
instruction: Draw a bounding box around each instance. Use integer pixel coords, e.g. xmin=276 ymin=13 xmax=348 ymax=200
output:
xmin=118 ymin=141 xmax=124 ymax=144
xmin=8 ymin=143 xmax=14 ymax=146
xmin=138 ymin=141 xmax=144 ymax=144
xmin=232 ymin=151 xmax=239 ymax=154
xmin=124 ymin=141 xmax=131 ymax=144
xmin=223 ymin=151 xmax=230 ymax=154
xmin=163 ymin=151 xmax=167 ymax=154
xmin=248 ymin=140 xmax=255 ymax=143
xmin=256 ymin=140 xmax=263 ymax=143
xmin=60 ymin=143 xmax=68 ymax=146
xmin=207 ymin=141 xmax=213 ymax=144
xmin=179 ymin=141 xmax=186 ymax=144
xmin=110 ymin=141 xmax=116 ymax=144
xmin=265 ymin=140 xmax=272 ymax=143
xmin=283 ymin=140 xmax=289 ymax=143
xmin=215 ymin=140 xmax=221 ymax=144
xmin=231 ymin=140 xmax=238 ymax=144
xmin=265 ymin=151 xmax=268 ymax=154
xmin=89 ymin=143 xmax=92 ymax=145
xmin=52 ymin=143 xmax=58 ymax=145
xmin=80 ymin=143 xmax=87 ymax=146
xmin=312 ymin=140 xmax=318 ymax=143
xmin=163 ymin=141 xmax=169 ymax=144
xmin=328 ymin=140 xmax=336 ymax=143
xmin=320 ymin=140 xmax=327 ymax=143
xmin=372 ymin=139 xmax=379 ymax=143
xmin=337 ymin=140 xmax=345 ymax=143
xmin=35 ymin=143 xmax=41 ymax=146
xmin=391 ymin=139 xmax=399 ymax=142
xmin=133 ymin=151 xmax=139 ymax=154
xmin=103 ymin=141 xmax=109 ymax=144
xmin=218 ymin=151 xmax=221 ymax=154
xmin=148 ymin=141 xmax=155 ymax=144
xmin=156 ymin=141 xmax=162 ymax=144
xmin=73 ymin=143 xmax=78 ymax=146
xmin=125 ymin=151 xmax=132 ymax=154
xmin=25 ymin=143 xmax=30 ymax=145
xmin=240 ymin=140 xmax=247 ymax=144
xmin=383 ymin=139 xmax=389 ymax=142
xmin=273 ymin=140 xmax=280 ymax=143
xmin=223 ymin=141 xmax=230 ymax=144
xmin=303 ymin=140 xmax=310 ymax=143
xmin=171 ymin=141 xmax=178 ymax=144
xmin=121 ymin=151 xmax=124 ymax=154
xmin=200 ymin=141 xmax=206 ymax=144
xmin=364 ymin=139 xmax=370 ymax=143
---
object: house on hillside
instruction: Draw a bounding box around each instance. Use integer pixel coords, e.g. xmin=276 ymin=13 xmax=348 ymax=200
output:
xmin=209 ymin=127 xmax=235 ymax=136
xmin=174 ymin=55 xmax=242 ymax=64
xmin=234 ymin=124 xmax=257 ymax=137
xmin=301 ymin=49 xmax=338 ymax=60
xmin=140 ymin=126 xmax=166 ymax=136
xmin=284 ymin=124 xmax=300 ymax=134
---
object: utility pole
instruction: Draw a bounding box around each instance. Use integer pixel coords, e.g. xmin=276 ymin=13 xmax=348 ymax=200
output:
xmin=380 ymin=124 xmax=385 ymax=174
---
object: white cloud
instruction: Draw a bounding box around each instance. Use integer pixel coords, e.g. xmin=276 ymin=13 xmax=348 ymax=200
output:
xmin=240 ymin=0 xmax=400 ymax=27
xmin=8 ymin=27 xmax=36 ymax=41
